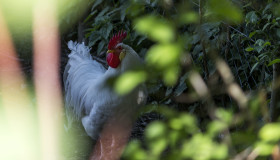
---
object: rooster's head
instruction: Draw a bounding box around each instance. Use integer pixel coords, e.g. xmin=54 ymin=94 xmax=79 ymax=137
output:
xmin=107 ymin=31 xmax=127 ymax=68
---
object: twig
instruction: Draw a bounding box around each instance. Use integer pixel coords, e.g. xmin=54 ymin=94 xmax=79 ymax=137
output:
xmin=223 ymin=22 xmax=255 ymax=43
xmin=199 ymin=0 xmax=209 ymax=79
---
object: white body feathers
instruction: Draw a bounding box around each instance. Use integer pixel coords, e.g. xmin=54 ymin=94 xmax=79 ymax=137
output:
xmin=64 ymin=41 xmax=146 ymax=139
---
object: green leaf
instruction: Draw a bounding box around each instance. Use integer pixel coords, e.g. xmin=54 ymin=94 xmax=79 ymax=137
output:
xmin=146 ymin=43 xmax=182 ymax=69
xmin=122 ymin=140 xmax=147 ymax=159
xmin=208 ymin=121 xmax=227 ymax=137
xmin=145 ymin=121 xmax=166 ymax=139
xmin=181 ymin=134 xmax=228 ymax=159
xmin=245 ymin=47 xmax=254 ymax=52
xmin=169 ymin=113 xmax=197 ymax=132
xmin=215 ymin=108 xmax=232 ymax=124
xmin=179 ymin=11 xmax=199 ymax=24
xmin=255 ymin=39 xmax=265 ymax=46
xmin=88 ymin=31 xmax=101 ymax=47
xmin=101 ymin=23 xmax=113 ymax=39
xmin=262 ymin=23 xmax=270 ymax=31
xmin=208 ymin=0 xmax=243 ymax=23
xmin=163 ymin=66 xmax=180 ymax=86
xmin=97 ymin=40 xmax=105 ymax=55
xmin=277 ymin=29 xmax=280 ymax=38
xmin=268 ymin=59 xmax=280 ymax=67
xmin=259 ymin=123 xmax=280 ymax=142
xmin=255 ymin=142 xmax=275 ymax=156
xmin=134 ymin=15 xmax=175 ymax=43
xmin=115 ymin=71 xmax=147 ymax=95
xmin=249 ymin=31 xmax=256 ymax=38
xmin=231 ymin=132 xmax=257 ymax=146
xmin=250 ymin=62 xmax=259 ymax=74
xmin=263 ymin=41 xmax=271 ymax=47
xmin=91 ymin=0 xmax=103 ymax=11
xmin=245 ymin=11 xmax=259 ymax=24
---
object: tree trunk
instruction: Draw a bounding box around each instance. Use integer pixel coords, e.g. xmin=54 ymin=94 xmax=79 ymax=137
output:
xmin=270 ymin=63 xmax=280 ymax=122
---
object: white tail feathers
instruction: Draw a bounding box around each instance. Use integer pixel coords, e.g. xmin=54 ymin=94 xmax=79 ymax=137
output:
xmin=64 ymin=41 xmax=106 ymax=125
xmin=68 ymin=41 xmax=92 ymax=58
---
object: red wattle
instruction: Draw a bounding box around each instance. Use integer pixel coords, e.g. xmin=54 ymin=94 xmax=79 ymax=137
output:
xmin=106 ymin=53 xmax=120 ymax=68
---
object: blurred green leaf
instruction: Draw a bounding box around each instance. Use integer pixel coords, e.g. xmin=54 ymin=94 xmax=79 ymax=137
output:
xmin=148 ymin=138 xmax=168 ymax=156
xmin=145 ymin=121 xmax=168 ymax=155
xmin=168 ymin=130 xmax=180 ymax=147
xmin=208 ymin=0 xmax=243 ymax=23
xmin=215 ymin=108 xmax=232 ymax=124
xmin=146 ymin=43 xmax=182 ymax=69
xmin=122 ymin=140 xmax=147 ymax=160
xmin=179 ymin=11 xmax=199 ymax=24
xmin=169 ymin=117 xmax=183 ymax=130
xmin=145 ymin=121 xmax=167 ymax=140
xmin=115 ymin=71 xmax=147 ymax=95
xmin=231 ymin=132 xmax=257 ymax=146
xmin=182 ymin=134 xmax=228 ymax=160
xmin=179 ymin=113 xmax=198 ymax=133
xmin=259 ymin=123 xmax=280 ymax=142
xmin=134 ymin=15 xmax=175 ymax=43
xmin=255 ymin=141 xmax=275 ymax=156
xmin=208 ymin=121 xmax=227 ymax=137
xmin=163 ymin=66 xmax=180 ymax=86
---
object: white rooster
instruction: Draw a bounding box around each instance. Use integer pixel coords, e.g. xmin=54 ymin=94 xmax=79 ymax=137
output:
xmin=64 ymin=31 xmax=146 ymax=158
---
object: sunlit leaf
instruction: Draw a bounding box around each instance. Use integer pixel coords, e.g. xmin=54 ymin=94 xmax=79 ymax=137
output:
xmin=215 ymin=108 xmax=232 ymax=124
xmin=267 ymin=59 xmax=280 ymax=67
xmin=168 ymin=130 xmax=180 ymax=147
xmin=263 ymin=41 xmax=271 ymax=47
xmin=212 ymin=144 xmax=228 ymax=159
xmin=148 ymin=138 xmax=168 ymax=156
xmin=115 ymin=71 xmax=147 ymax=95
xmin=134 ymin=15 xmax=175 ymax=43
xmin=169 ymin=117 xmax=183 ymax=130
xmin=145 ymin=121 xmax=168 ymax=155
xmin=163 ymin=66 xmax=180 ymax=86
xmin=245 ymin=47 xmax=254 ymax=52
xmin=255 ymin=142 xmax=274 ymax=156
xmin=146 ymin=43 xmax=182 ymax=69
xmin=182 ymin=134 xmax=228 ymax=160
xmin=259 ymin=123 xmax=280 ymax=142
xmin=145 ymin=121 xmax=167 ymax=140
xmin=249 ymin=31 xmax=256 ymax=38
xmin=122 ymin=140 xmax=147 ymax=159
xmin=208 ymin=121 xmax=227 ymax=137
xmin=178 ymin=113 xmax=198 ymax=133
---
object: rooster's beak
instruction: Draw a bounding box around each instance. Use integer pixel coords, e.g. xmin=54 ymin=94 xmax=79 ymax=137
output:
xmin=107 ymin=50 xmax=114 ymax=53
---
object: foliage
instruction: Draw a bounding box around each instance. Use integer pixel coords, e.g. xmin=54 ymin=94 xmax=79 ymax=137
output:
xmin=62 ymin=0 xmax=280 ymax=159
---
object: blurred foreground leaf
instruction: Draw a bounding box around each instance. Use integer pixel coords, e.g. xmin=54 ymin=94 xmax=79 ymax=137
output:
xmin=115 ymin=71 xmax=147 ymax=95
xmin=134 ymin=15 xmax=175 ymax=43
xmin=207 ymin=0 xmax=243 ymax=23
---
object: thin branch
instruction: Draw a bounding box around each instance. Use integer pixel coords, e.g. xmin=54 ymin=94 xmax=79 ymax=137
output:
xmin=199 ymin=0 xmax=209 ymax=79
xmin=223 ymin=22 xmax=255 ymax=43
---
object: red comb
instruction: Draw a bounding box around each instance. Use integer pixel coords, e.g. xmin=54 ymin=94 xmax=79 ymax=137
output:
xmin=108 ymin=30 xmax=127 ymax=50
